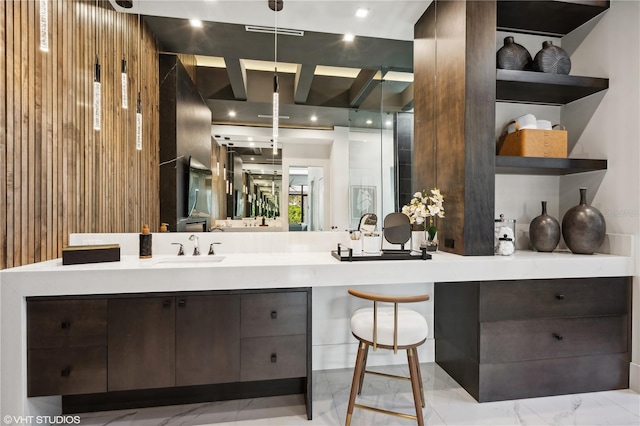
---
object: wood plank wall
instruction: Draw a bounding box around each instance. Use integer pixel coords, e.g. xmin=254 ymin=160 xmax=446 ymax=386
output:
xmin=0 ymin=0 xmax=160 ymax=269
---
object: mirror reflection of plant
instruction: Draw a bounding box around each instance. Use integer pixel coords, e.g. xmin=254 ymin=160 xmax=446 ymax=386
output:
xmin=288 ymin=195 xmax=302 ymax=223
xmin=401 ymin=188 xmax=445 ymax=242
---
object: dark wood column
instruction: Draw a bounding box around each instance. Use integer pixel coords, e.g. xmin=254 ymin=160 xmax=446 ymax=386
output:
xmin=414 ymin=0 xmax=496 ymax=256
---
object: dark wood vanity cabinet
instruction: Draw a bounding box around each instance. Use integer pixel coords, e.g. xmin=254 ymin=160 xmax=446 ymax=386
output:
xmin=27 ymin=299 xmax=108 ymax=397
xmin=107 ymin=296 xmax=176 ymax=391
xmin=176 ymin=294 xmax=240 ymax=386
xmin=107 ymin=295 xmax=241 ymax=390
xmin=435 ymin=277 xmax=631 ymax=402
xmin=26 ymin=288 xmax=311 ymax=418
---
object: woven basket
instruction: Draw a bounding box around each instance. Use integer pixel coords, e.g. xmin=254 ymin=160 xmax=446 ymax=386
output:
xmin=498 ymin=122 xmax=567 ymax=158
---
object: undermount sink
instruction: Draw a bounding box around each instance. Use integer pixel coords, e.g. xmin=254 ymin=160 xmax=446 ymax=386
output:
xmin=152 ymin=256 xmax=226 ymax=266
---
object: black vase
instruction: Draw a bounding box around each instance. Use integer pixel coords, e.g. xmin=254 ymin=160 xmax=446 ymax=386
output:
xmin=533 ymin=41 xmax=571 ymax=74
xmin=529 ymin=201 xmax=560 ymax=252
xmin=497 ymin=36 xmax=532 ymax=71
xmin=561 ymin=188 xmax=606 ymax=254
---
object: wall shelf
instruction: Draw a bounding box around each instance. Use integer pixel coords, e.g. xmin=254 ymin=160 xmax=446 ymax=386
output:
xmin=497 ymin=70 xmax=609 ymax=105
xmin=497 ymin=0 xmax=610 ymax=37
xmin=495 ymin=156 xmax=607 ymax=175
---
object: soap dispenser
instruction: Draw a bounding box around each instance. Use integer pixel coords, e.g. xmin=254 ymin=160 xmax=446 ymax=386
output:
xmin=139 ymin=224 xmax=152 ymax=258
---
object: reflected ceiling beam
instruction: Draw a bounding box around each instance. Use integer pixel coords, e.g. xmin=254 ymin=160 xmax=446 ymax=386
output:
xmin=294 ymin=64 xmax=316 ymax=105
xmin=400 ymin=82 xmax=414 ymax=111
xmin=349 ymin=69 xmax=381 ymax=108
xmin=225 ymin=57 xmax=247 ymax=101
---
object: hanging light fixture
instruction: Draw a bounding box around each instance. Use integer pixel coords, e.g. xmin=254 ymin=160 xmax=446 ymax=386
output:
xmin=121 ymin=19 xmax=128 ymax=109
xmin=93 ymin=1 xmax=101 ymax=131
xmin=135 ymin=13 xmax=142 ymax=150
xmin=39 ymin=0 xmax=48 ymax=52
xmin=269 ymin=0 xmax=283 ymax=155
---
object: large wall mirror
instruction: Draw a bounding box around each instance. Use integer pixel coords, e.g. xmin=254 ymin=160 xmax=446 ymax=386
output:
xmin=116 ymin=1 xmax=431 ymax=231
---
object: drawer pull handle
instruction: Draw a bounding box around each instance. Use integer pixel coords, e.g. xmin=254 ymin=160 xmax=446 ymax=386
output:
xmin=271 ymin=311 xmax=277 ymax=319
xmin=553 ymin=333 xmax=563 ymax=341
xmin=60 ymin=321 xmax=71 ymax=329
xmin=271 ymin=353 xmax=277 ymax=363
xmin=556 ymin=294 xmax=565 ymax=300
xmin=61 ymin=368 xmax=71 ymax=377
xmin=163 ymin=300 xmax=171 ymax=308
xmin=178 ymin=299 xmax=186 ymax=307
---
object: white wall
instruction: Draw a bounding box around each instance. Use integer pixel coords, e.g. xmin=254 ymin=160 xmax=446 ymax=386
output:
xmin=331 ymin=126 xmax=350 ymax=231
xmin=559 ymin=0 xmax=640 ymax=388
xmin=349 ymin=128 xmax=384 ymax=229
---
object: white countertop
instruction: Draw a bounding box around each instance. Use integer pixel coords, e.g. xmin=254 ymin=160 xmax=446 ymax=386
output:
xmin=2 ymin=249 xmax=634 ymax=298
xmin=1 ymin=233 xmax=635 ymax=419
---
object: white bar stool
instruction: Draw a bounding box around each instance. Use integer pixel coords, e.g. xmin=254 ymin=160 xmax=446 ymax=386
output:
xmin=345 ymin=289 xmax=430 ymax=426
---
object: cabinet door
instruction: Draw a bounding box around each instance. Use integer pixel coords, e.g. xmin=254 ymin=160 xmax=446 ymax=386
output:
xmin=108 ymin=297 xmax=176 ymax=391
xmin=175 ymin=295 xmax=240 ymax=386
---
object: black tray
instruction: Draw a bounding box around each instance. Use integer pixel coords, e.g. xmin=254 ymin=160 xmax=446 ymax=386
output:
xmin=331 ymin=244 xmax=431 ymax=262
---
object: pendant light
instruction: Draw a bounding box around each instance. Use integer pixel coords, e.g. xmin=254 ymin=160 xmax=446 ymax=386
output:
xmin=269 ymin=0 xmax=283 ymax=155
xmin=39 ymin=0 xmax=48 ymax=52
xmin=121 ymin=17 xmax=128 ymax=109
xmin=93 ymin=1 xmax=101 ymax=131
xmin=135 ymin=13 xmax=142 ymax=150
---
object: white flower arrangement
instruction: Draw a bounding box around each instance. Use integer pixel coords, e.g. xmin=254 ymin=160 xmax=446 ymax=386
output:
xmin=401 ymin=188 xmax=445 ymax=244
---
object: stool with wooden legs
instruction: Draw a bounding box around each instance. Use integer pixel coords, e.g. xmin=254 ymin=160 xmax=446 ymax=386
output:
xmin=345 ymin=289 xmax=430 ymax=426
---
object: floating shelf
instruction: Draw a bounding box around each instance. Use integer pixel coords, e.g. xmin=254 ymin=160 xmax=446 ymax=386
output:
xmin=495 ymin=156 xmax=607 ymax=175
xmin=496 ymin=69 xmax=609 ymax=105
xmin=497 ymin=0 xmax=610 ymax=37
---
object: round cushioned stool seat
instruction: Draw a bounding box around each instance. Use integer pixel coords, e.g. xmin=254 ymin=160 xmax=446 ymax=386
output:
xmin=350 ymin=306 xmax=428 ymax=347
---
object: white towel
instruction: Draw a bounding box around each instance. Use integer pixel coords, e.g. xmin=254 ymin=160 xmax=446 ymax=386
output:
xmin=536 ymin=120 xmax=552 ymax=130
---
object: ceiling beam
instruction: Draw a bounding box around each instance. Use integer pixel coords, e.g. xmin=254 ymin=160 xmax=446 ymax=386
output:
xmin=294 ymin=64 xmax=316 ymax=105
xmin=349 ymin=69 xmax=380 ymax=108
xmin=225 ymin=57 xmax=248 ymax=101
xmin=400 ymin=82 xmax=414 ymax=111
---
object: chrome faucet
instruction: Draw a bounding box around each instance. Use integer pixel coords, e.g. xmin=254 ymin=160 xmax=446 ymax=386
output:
xmin=171 ymin=243 xmax=185 ymax=256
xmin=208 ymin=242 xmax=221 ymax=255
xmin=188 ymin=234 xmax=200 ymax=256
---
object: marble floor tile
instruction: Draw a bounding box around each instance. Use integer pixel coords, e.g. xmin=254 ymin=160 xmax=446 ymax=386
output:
xmin=519 ymin=391 xmax=640 ymax=426
xmin=68 ymin=363 xmax=640 ymax=426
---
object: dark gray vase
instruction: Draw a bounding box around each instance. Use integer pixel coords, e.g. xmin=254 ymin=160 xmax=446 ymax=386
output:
xmin=497 ymin=36 xmax=532 ymax=71
xmin=561 ymin=188 xmax=606 ymax=254
xmin=529 ymin=201 xmax=560 ymax=252
xmin=533 ymin=41 xmax=571 ymax=74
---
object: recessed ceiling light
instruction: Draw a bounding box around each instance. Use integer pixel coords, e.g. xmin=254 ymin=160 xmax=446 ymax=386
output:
xmin=249 ymin=142 xmax=255 ymax=147
xmin=385 ymin=120 xmax=392 ymax=126
xmin=310 ymin=115 xmax=318 ymax=122
xmin=250 ymin=157 xmax=255 ymax=161
xmin=228 ymin=111 xmax=236 ymax=117
xmin=366 ymin=119 xmax=373 ymax=125
xmin=248 ymin=137 xmax=253 ymax=141
xmin=189 ymin=19 xmax=203 ymax=28
xmin=343 ymin=33 xmax=355 ymax=42
xmin=355 ymin=8 xmax=369 ymax=18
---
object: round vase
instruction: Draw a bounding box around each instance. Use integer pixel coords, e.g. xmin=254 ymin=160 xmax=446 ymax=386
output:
xmin=561 ymin=188 xmax=606 ymax=254
xmin=533 ymin=41 xmax=571 ymax=74
xmin=529 ymin=201 xmax=560 ymax=252
xmin=497 ymin=36 xmax=532 ymax=71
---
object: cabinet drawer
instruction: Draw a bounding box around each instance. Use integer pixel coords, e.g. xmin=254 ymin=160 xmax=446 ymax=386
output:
xmin=479 ymin=352 xmax=629 ymax=402
xmin=28 ymin=299 xmax=107 ymax=349
xmin=28 ymin=346 xmax=107 ymax=397
xmin=241 ymin=292 xmax=307 ymax=338
xmin=480 ymin=315 xmax=628 ymax=363
xmin=479 ymin=277 xmax=629 ymax=321
xmin=241 ymin=335 xmax=306 ymax=381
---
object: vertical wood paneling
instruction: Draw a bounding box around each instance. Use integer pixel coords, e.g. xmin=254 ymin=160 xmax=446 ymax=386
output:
xmin=0 ymin=0 xmax=160 ymax=269
xmin=0 ymin=0 xmax=6 ymax=269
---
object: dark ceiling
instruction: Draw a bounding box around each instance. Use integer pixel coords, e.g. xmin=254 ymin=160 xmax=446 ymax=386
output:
xmin=144 ymin=15 xmax=415 ymax=130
